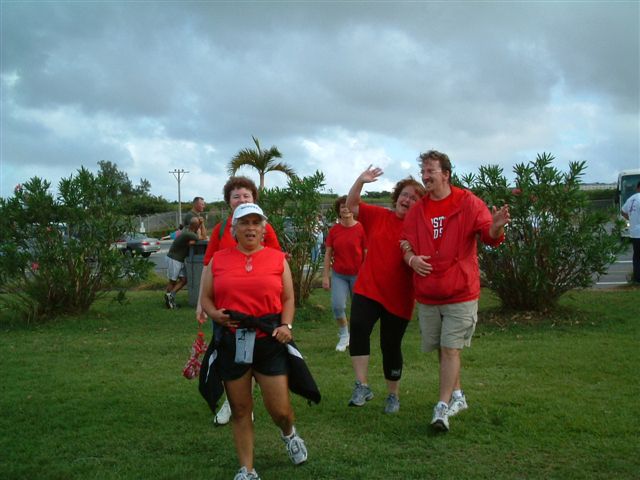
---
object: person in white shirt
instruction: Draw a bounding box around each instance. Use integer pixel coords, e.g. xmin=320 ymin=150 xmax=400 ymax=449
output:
xmin=621 ymin=181 xmax=640 ymax=283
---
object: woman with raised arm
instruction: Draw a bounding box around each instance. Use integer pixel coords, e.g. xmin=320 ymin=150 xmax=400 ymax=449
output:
xmin=344 ymin=165 xmax=425 ymax=414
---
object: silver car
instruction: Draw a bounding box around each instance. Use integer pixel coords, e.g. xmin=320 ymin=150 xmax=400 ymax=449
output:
xmin=122 ymin=233 xmax=161 ymax=257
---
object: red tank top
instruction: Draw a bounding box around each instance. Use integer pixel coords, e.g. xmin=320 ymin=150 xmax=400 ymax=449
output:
xmin=212 ymin=247 xmax=285 ymax=337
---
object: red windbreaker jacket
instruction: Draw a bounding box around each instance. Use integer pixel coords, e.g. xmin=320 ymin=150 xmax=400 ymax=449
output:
xmin=402 ymin=186 xmax=504 ymax=305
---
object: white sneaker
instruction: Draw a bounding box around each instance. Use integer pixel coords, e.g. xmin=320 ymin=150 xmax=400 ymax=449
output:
xmin=281 ymin=427 xmax=308 ymax=465
xmin=335 ymin=334 xmax=350 ymax=352
xmin=430 ymin=402 xmax=449 ymax=431
xmin=448 ymin=393 xmax=468 ymax=417
xmin=233 ymin=466 xmax=261 ymax=480
xmin=214 ymin=399 xmax=232 ymax=426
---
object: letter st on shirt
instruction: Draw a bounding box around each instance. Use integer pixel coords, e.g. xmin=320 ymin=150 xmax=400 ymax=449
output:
xmin=432 ymin=216 xmax=445 ymax=239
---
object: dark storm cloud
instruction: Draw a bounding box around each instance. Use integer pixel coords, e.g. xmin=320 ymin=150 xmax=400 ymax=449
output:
xmin=1 ymin=1 xmax=638 ymax=199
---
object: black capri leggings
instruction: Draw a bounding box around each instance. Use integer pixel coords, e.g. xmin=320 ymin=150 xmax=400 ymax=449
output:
xmin=349 ymin=293 xmax=410 ymax=381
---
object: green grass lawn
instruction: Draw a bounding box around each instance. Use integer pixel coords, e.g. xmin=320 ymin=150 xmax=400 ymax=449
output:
xmin=1 ymin=287 xmax=639 ymax=479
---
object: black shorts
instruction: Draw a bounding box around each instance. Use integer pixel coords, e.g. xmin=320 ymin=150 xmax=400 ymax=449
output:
xmin=218 ymin=331 xmax=289 ymax=381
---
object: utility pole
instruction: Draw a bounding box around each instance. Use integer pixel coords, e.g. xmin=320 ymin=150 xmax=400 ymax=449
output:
xmin=170 ymin=169 xmax=189 ymax=227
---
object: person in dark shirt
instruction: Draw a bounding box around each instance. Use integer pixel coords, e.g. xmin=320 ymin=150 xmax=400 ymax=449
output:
xmin=183 ymin=196 xmax=208 ymax=240
xmin=164 ymin=217 xmax=200 ymax=309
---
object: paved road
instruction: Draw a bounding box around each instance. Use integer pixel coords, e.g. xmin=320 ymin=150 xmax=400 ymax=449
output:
xmin=149 ymin=239 xmax=172 ymax=276
xmin=147 ymin=241 xmax=634 ymax=288
xmin=593 ymin=243 xmax=633 ymax=288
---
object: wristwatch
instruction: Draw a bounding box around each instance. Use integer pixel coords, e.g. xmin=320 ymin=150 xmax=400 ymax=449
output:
xmin=279 ymin=323 xmax=292 ymax=331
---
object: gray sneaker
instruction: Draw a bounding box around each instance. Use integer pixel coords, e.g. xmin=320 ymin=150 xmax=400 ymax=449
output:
xmin=431 ymin=402 xmax=449 ymax=431
xmin=233 ymin=466 xmax=261 ymax=480
xmin=383 ymin=393 xmax=400 ymax=414
xmin=281 ymin=427 xmax=308 ymax=465
xmin=448 ymin=393 xmax=468 ymax=417
xmin=348 ymin=381 xmax=374 ymax=407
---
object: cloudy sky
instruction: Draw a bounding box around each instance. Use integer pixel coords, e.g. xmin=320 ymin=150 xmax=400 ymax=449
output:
xmin=1 ymin=1 xmax=638 ymax=202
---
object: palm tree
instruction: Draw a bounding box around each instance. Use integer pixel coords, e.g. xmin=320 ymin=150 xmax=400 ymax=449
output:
xmin=228 ymin=136 xmax=296 ymax=190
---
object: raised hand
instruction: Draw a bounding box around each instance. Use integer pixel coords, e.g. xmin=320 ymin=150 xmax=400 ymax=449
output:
xmin=491 ymin=204 xmax=511 ymax=228
xmin=358 ymin=164 xmax=384 ymax=184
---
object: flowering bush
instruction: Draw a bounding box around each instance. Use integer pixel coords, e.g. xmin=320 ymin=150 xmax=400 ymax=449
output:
xmin=0 ymin=168 xmax=151 ymax=323
xmin=461 ymin=153 xmax=625 ymax=311
xmin=260 ymin=172 xmax=326 ymax=307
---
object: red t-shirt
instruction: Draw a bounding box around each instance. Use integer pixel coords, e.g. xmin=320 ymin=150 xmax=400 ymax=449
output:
xmin=423 ymin=189 xmax=459 ymax=252
xmin=325 ymin=222 xmax=367 ymax=276
xmin=212 ymin=247 xmax=285 ymax=337
xmin=203 ymin=216 xmax=281 ymax=266
xmin=353 ymin=202 xmax=415 ymax=320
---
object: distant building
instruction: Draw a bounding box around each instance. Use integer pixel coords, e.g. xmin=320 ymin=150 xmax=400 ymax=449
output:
xmin=580 ymin=183 xmax=616 ymax=191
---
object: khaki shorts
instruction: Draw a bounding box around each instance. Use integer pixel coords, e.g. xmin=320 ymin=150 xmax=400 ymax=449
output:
xmin=417 ymin=300 xmax=478 ymax=352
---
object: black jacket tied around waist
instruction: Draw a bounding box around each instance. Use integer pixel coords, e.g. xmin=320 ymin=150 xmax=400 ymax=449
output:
xmin=198 ymin=310 xmax=321 ymax=413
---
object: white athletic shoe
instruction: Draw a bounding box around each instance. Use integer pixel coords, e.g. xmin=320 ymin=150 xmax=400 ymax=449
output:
xmin=430 ymin=402 xmax=450 ymax=431
xmin=448 ymin=393 xmax=468 ymax=417
xmin=281 ymin=427 xmax=308 ymax=465
xmin=214 ymin=399 xmax=232 ymax=426
xmin=335 ymin=334 xmax=350 ymax=352
xmin=233 ymin=466 xmax=261 ymax=480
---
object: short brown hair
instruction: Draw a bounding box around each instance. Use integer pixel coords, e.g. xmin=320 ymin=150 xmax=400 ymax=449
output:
xmin=334 ymin=195 xmax=347 ymax=215
xmin=391 ymin=177 xmax=426 ymax=208
xmin=419 ymin=150 xmax=452 ymax=179
xmin=223 ymin=176 xmax=259 ymax=205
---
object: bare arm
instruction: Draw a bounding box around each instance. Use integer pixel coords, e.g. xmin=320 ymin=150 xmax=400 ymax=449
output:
xmin=195 ymin=217 xmax=207 ymax=240
xmin=322 ymin=246 xmax=333 ymax=290
xmin=195 ymin=263 xmax=210 ymax=323
xmin=199 ymin=261 xmax=234 ymax=328
xmin=272 ymin=260 xmax=295 ymax=344
xmin=346 ymin=165 xmax=384 ymax=217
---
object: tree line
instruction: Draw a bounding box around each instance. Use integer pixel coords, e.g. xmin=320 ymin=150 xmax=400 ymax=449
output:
xmin=0 ymin=136 xmax=628 ymax=322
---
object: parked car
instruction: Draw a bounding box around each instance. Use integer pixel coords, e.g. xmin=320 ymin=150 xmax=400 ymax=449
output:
xmin=112 ymin=238 xmax=128 ymax=252
xmin=121 ymin=233 xmax=161 ymax=257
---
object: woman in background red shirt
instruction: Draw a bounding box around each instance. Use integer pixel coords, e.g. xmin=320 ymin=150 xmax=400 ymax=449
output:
xmin=322 ymin=195 xmax=367 ymax=352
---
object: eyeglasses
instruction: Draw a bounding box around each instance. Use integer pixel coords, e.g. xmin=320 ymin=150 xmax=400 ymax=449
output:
xmin=399 ymin=191 xmax=419 ymax=201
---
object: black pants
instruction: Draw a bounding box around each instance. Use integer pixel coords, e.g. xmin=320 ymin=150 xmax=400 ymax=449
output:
xmin=632 ymin=238 xmax=640 ymax=283
xmin=349 ymin=294 xmax=409 ymax=381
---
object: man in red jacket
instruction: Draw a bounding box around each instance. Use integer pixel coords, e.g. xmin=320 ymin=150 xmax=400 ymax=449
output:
xmin=402 ymin=150 xmax=510 ymax=432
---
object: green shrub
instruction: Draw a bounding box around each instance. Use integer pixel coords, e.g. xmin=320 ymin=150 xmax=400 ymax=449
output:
xmin=462 ymin=153 xmax=625 ymax=311
xmin=260 ymin=172 xmax=326 ymax=307
xmin=0 ymin=169 xmax=152 ymax=322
